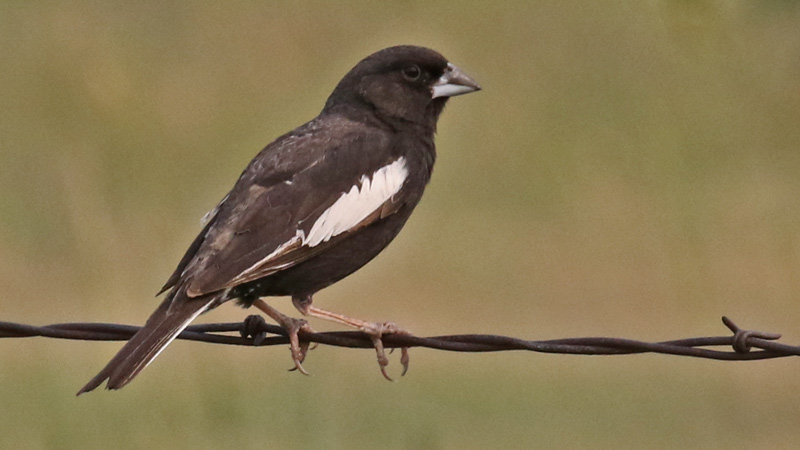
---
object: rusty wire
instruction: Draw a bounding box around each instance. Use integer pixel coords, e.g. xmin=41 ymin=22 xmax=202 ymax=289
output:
xmin=1 ymin=316 xmax=798 ymax=361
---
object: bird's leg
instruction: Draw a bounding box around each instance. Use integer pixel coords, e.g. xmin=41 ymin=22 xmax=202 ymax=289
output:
xmin=292 ymin=294 xmax=410 ymax=381
xmin=252 ymin=299 xmax=313 ymax=375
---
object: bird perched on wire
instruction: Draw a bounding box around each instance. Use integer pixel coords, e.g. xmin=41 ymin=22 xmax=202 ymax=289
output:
xmin=78 ymin=45 xmax=480 ymax=394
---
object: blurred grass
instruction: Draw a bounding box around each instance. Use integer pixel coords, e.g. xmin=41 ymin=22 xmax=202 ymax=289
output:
xmin=2 ymin=1 xmax=800 ymax=449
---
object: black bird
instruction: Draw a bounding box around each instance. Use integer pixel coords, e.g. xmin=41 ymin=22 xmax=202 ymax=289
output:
xmin=78 ymin=45 xmax=480 ymax=394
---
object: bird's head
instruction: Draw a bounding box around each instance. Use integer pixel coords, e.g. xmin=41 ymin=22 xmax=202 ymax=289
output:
xmin=324 ymin=45 xmax=480 ymax=126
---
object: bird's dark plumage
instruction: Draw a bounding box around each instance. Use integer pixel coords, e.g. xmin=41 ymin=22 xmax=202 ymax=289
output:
xmin=78 ymin=45 xmax=480 ymax=394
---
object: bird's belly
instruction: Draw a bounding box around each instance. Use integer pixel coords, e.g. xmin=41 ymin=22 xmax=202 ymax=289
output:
xmin=236 ymin=210 xmax=413 ymax=299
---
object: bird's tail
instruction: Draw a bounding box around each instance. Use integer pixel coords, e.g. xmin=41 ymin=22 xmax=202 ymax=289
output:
xmin=77 ymin=291 xmax=215 ymax=395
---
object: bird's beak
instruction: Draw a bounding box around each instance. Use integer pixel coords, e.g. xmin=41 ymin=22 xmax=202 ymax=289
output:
xmin=431 ymin=63 xmax=481 ymax=99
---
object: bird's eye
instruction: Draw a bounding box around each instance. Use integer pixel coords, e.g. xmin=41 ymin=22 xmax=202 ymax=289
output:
xmin=402 ymin=65 xmax=421 ymax=81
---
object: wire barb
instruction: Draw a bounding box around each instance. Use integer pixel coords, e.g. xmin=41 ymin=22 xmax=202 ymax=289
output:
xmin=721 ymin=316 xmax=782 ymax=354
xmin=2 ymin=316 xmax=800 ymax=361
xmin=240 ymin=315 xmax=269 ymax=346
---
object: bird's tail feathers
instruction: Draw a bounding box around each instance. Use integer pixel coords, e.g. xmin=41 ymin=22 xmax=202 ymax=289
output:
xmin=77 ymin=292 xmax=214 ymax=395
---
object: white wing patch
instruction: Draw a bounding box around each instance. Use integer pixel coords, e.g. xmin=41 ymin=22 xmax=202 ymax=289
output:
xmin=303 ymin=157 xmax=408 ymax=247
xmin=232 ymin=157 xmax=408 ymax=283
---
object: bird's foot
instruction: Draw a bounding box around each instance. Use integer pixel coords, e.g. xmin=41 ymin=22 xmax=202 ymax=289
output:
xmin=252 ymin=299 xmax=314 ymax=375
xmin=290 ymin=296 xmax=412 ymax=380
xmin=281 ymin=316 xmax=315 ymax=375
xmin=359 ymin=321 xmax=411 ymax=381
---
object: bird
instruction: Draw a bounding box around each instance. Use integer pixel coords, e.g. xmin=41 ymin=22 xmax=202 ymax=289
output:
xmin=78 ymin=45 xmax=480 ymax=394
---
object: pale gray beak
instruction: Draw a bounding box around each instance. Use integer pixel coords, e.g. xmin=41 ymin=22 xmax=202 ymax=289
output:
xmin=431 ymin=63 xmax=481 ymax=99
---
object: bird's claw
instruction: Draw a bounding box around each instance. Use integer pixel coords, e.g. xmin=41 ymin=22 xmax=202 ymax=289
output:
xmin=399 ymin=347 xmax=410 ymax=376
xmin=281 ymin=317 xmax=314 ymax=375
xmin=362 ymin=322 xmax=411 ymax=381
xmin=388 ymin=346 xmax=409 ymax=375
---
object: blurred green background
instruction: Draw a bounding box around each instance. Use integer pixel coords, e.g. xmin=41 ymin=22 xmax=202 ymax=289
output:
xmin=2 ymin=1 xmax=800 ymax=449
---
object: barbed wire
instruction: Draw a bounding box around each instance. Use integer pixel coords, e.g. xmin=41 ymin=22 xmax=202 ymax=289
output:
xmin=1 ymin=316 xmax=798 ymax=361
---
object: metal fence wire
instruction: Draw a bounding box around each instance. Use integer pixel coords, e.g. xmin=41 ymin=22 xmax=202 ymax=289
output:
xmin=1 ymin=316 xmax=797 ymax=361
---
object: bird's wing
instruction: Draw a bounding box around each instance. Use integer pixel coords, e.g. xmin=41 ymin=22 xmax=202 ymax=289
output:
xmin=167 ymin=116 xmax=409 ymax=298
